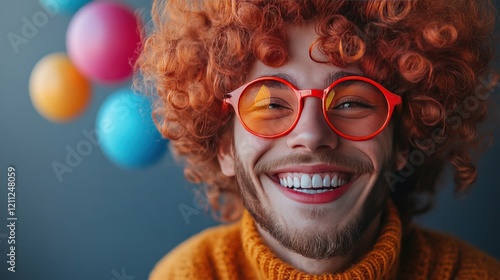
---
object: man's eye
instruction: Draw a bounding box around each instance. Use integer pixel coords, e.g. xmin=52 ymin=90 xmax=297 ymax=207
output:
xmin=334 ymin=101 xmax=373 ymax=110
xmin=252 ymin=98 xmax=290 ymax=110
xmin=267 ymin=103 xmax=287 ymax=109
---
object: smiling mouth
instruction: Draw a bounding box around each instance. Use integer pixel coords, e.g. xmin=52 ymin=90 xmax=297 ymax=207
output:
xmin=274 ymin=172 xmax=353 ymax=194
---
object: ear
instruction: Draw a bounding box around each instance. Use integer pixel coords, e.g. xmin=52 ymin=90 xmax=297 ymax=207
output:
xmin=217 ymin=133 xmax=235 ymax=177
xmin=395 ymin=147 xmax=409 ymax=171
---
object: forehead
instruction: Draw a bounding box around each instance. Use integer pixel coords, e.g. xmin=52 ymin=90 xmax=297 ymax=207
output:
xmin=246 ymin=24 xmax=362 ymax=89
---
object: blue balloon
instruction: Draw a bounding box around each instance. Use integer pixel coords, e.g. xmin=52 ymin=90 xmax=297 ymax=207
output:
xmin=39 ymin=0 xmax=91 ymax=15
xmin=96 ymin=88 xmax=167 ymax=168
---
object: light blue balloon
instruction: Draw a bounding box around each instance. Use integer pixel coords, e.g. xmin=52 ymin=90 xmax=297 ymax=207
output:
xmin=96 ymin=88 xmax=167 ymax=169
xmin=39 ymin=0 xmax=92 ymax=15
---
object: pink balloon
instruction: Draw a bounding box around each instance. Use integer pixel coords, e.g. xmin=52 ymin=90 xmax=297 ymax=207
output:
xmin=67 ymin=1 xmax=142 ymax=83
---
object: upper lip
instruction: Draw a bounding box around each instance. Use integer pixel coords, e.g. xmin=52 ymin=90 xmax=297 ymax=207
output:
xmin=269 ymin=164 xmax=357 ymax=176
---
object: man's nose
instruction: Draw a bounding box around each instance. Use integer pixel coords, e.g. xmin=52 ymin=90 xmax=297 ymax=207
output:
xmin=285 ymin=97 xmax=340 ymax=152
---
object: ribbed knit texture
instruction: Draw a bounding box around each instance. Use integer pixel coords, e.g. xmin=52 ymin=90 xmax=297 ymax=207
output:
xmin=150 ymin=201 xmax=500 ymax=280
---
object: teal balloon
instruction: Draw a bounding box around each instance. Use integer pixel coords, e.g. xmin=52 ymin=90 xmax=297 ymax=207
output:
xmin=96 ymin=88 xmax=167 ymax=168
xmin=39 ymin=0 xmax=91 ymax=15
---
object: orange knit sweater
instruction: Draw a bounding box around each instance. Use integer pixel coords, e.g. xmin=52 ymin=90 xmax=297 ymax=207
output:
xmin=150 ymin=201 xmax=500 ymax=279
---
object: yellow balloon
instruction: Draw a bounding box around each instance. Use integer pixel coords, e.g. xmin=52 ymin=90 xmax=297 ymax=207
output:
xmin=29 ymin=53 xmax=91 ymax=122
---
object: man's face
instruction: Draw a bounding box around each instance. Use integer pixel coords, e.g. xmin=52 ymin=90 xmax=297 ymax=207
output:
xmin=218 ymin=25 xmax=406 ymax=259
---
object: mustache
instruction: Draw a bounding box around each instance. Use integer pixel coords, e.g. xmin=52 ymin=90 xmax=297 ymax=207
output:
xmin=254 ymin=152 xmax=374 ymax=175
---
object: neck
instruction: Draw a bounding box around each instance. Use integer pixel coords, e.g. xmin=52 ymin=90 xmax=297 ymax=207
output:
xmin=256 ymin=212 xmax=382 ymax=275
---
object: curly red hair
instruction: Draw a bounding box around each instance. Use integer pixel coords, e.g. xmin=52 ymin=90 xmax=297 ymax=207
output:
xmin=134 ymin=0 xmax=496 ymax=224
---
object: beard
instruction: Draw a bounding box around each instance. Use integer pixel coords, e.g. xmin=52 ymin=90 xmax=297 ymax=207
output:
xmin=233 ymin=151 xmax=392 ymax=260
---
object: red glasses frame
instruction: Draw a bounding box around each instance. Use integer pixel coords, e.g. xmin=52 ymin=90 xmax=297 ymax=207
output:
xmin=223 ymin=76 xmax=402 ymax=141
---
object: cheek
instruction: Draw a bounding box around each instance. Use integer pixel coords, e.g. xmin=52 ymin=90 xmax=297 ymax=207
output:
xmin=378 ymin=131 xmax=396 ymax=167
xmin=354 ymin=131 xmax=394 ymax=172
xmin=233 ymin=121 xmax=271 ymax=164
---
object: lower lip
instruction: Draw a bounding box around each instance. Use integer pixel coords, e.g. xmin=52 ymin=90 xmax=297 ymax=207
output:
xmin=275 ymin=180 xmax=353 ymax=204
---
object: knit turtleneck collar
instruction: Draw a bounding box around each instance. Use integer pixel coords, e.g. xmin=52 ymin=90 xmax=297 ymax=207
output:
xmin=241 ymin=200 xmax=402 ymax=280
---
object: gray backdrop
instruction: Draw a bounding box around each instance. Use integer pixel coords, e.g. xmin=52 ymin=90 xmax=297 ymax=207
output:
xmin=0 ymin=1 xmax=499 ymax=279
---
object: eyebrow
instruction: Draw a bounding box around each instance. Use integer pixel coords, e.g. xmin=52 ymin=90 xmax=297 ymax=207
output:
xmin=265 ymin=73 xmax=297 ymax=84
xmin=324 ymin=71 xmax=363 ymax=86
xmin=256 ymin=70 xmax=362 ymax=89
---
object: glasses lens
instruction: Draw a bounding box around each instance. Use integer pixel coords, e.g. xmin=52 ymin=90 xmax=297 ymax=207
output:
xmin=238 ymin=80 xmax=298 ymax=136
xmin=325 ymin=80 xmax=388 ymax=138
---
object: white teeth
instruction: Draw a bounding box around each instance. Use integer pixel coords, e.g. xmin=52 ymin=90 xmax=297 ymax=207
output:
xmin=300 ymin=174 xmax=312 ymax=189
xmin=278 ymin=173 xmax=349 ymax=189
xmin=312 ymin=174 xmax=322 ymax=188
xmin=294 ymin=189 xmax=334 ymax=194
xmin=339 ymin=178 xmax=345 ymax=186
xmin=331 ymin=175 xmax=338 ymax=187
xmin=323 ymin=174 xmax=330 ymax=187
xmin=293 ymin=176 xmax=300 ymax=188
